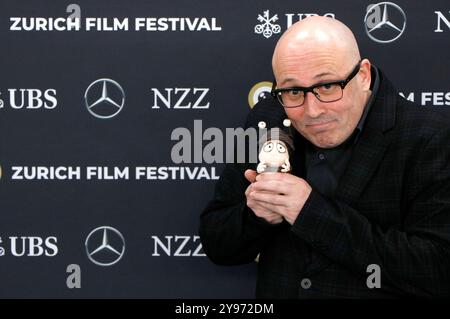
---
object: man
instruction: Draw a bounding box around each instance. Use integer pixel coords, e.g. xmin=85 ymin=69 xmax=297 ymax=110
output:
xmin=199 ymin=16 xmax=450 ymax=298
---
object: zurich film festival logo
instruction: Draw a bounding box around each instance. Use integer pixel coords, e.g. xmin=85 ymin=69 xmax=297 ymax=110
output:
xmin=248 ymin=82 xmax=273 ymax=108
xmin=364 ymin=2 xmax=406 ymax=43
xmin=84 ymin=79 xmax=125 ymax=119
xmin=85 ymin=226 xmax=125 ymax=266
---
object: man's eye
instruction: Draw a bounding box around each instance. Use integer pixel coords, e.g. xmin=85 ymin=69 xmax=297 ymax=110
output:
xmin=316 ymin=83 xmax=339 ymax=95
xmin=290 ymin=89 xmax=301 ymax=96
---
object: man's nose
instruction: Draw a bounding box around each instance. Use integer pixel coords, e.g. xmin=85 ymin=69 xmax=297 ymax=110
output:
xmin=302 ymin=92 xmax=326 ymax=118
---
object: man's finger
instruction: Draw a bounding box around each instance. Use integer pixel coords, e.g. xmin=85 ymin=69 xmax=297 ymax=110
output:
xmin=256 ymin=172 xmax=306 ymax=186
xmin=244 ymin=169 xmax=257 ymax=183
xmin=251 ymin=191 xmax=287 ymax=208
xmin=255 ymin=172 xmax=293 ymax=183
xmin=251 ymin=180 xmax=290 ymax=194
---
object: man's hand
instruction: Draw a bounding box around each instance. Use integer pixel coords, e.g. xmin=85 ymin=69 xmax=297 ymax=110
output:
xmin=245 ymin=170 xmax=284 ymax=224
xmin=245 ymin=169 xmax=312 ymax=225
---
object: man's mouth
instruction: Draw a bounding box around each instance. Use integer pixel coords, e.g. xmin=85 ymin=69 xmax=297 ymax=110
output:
xmin=305 ymin=119 xmax=336 ymax=130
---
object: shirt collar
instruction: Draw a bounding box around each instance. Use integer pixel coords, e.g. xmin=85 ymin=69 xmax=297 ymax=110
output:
xmin=353 ymin=65 xmax=380 ymax=143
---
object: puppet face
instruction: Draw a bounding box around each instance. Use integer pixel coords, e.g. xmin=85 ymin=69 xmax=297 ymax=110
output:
xmin=258 ymin=140 xmax=289 ymax=166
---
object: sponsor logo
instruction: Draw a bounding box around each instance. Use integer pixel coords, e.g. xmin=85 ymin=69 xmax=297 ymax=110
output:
xmin=84 ymin=79 xmax=125 ymax=119
xmin=151 ymin=88 xmax=210 ymax=109
xmin=0 ymin=236 xmax=58 ymax=257
xmin=435 ymin=11 xmax=450 ymax=32
xmin=0 ymin=88 xmax=57 ymax=110
xmin=364 ymin=2 xmax=406 ymax=43
xmin=0 ymin=237 xmax=4 ymax=256
xmin=255 ymin=10 xmax=281 ymax=39
xmin=254 ymin=10 xmax=336 ymax=39
xmin=151 ymin=235 xmax=205 ymax=257
xmin=85 ymin=226 xmax=125 ymax=266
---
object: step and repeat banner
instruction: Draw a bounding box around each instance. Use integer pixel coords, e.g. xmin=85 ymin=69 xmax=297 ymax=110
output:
xmin=0 ymin=0 xmax=449 ymax=298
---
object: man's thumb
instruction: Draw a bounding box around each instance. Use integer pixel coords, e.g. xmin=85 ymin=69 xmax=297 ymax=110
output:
xmin=244 ymin=169 xmax=257 ymax=183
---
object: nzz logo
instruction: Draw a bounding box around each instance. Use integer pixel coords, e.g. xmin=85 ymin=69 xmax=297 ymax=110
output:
xmin=151 ymin=88 xmax=210 ymax=109
xmin=151 ymin=235 xmax=205 ymax=256
xmin=0 ymin=89 xmax=57 ymax=110
xmin=0 ymin=236 xmax=58 ymax=257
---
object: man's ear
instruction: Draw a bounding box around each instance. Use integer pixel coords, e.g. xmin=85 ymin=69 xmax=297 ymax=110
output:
xmin=359 ymin=58 xmax=372 ymax=92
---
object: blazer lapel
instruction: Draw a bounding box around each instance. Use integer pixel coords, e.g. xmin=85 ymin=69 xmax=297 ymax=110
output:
xmin=336 ymin=68 xmax=397 ymax=204
xmin=336 ymin=127 xmax=389 ymax=203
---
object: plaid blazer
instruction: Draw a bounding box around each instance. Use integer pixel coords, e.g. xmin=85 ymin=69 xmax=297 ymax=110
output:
xmin=199 ymin=68 xmax=450 ymax=298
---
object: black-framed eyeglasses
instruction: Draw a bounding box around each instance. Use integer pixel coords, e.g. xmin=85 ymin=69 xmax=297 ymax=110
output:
xmin=271 ymin=60 xmax=362 ymax=108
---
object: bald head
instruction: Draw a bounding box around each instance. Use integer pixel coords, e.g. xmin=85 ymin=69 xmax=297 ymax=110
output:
xmin=270 ymin=16 xmax=372 ymax=149
xmin=272 ymin=16 xmax=361 ymax=79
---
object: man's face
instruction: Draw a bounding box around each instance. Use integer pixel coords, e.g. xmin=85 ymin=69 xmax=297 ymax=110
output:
xmin=274 ymin=56 xmax=370 ymax=148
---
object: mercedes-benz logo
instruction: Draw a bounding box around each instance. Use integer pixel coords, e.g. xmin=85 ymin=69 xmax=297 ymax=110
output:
xmin=85 ymin=226 xmax=125 ymax=267
xmin=364 ymin=2 xmax=406 ymax=44
xmin=84 ymin=78 xmax=125 ymax=119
